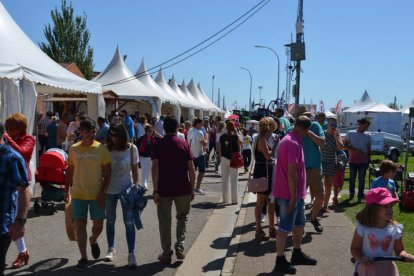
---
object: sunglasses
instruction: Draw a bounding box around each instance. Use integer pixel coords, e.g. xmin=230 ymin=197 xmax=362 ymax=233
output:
xmin=330 ymin=123 xmax=337 ymax=127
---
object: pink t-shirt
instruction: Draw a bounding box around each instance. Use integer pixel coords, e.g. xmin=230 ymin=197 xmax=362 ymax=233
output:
xmin=273 ymin=131 xmax=307 ymax=200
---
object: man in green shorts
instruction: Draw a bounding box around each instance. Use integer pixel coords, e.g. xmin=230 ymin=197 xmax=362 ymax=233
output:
xmin=65 ymin=118 xmax=112 ymax=270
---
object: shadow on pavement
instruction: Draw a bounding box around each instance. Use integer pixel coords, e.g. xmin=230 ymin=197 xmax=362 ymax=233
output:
xmin=202 ymin=256 xmax=225 ymax=273
xmin=7 ymin=258 xmax=181 ymax=276
xmin=191 ymin=201 xmax=221 ymax=210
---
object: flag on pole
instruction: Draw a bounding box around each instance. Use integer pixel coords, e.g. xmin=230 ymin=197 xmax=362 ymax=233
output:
xmin=310 ymin=99 xmax=315 ymax=114
xmin=319 ymin=100 xmax=325 ymax=112
xmin=288 ymin=103 xmax=295 ymax=114
xmin=335 ymin=99 xmax=343 ymax=114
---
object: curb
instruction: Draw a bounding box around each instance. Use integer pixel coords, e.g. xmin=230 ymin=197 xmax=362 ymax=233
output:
xmin=221 ymin=187 xmax=254 ymax=276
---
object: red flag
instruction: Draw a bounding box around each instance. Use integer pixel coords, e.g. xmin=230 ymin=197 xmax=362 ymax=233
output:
xmin=335 ymin=100 xmax=343 ymax=114
xmin=288 ymin=103 xmax=295 ymax=114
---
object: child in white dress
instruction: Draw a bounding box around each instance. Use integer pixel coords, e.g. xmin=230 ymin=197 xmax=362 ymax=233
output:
xmin=350 ymin=188 xmax=413 ymax=275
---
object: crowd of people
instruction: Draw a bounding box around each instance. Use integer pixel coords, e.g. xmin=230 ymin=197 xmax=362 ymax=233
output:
xmin=0 ymin=105 xmax=413 ymax=275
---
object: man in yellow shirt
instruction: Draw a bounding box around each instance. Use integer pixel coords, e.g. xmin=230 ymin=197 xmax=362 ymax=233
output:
xmin=65 ymin=119 xmax=112 ymax=271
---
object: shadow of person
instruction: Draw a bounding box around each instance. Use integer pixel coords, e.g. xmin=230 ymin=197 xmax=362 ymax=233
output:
xmin=6 ymin=258 xmax=69 ymax=275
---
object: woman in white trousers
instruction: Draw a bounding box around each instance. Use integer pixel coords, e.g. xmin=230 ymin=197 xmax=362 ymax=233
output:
xmin=219 ymin=121 xmax=242 ymax=204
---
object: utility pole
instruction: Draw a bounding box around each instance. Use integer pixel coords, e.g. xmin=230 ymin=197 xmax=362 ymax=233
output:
xmin=287 ymin=0 xmax=305 ymax=105
xmin=217 ymin=88 xmax=221 ymax=107
xmin=258 ymin=86 xmax=263 ymax=108
xmin=223 ymin=95 xmax=226 ymax=110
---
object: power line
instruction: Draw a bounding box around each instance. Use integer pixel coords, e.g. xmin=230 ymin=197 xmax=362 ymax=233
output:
xmin=102 ymin=0 xmax=271 ymax=86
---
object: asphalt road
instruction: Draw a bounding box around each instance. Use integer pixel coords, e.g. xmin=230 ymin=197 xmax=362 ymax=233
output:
xmin=5 ymin=162 xmax=241 ymax=276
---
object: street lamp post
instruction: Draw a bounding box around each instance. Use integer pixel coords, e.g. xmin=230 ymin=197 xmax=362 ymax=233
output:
xmin=258 ymin=85 xmax=263 ymax=108
xmin=254 ymin=45 xmax=280 ymax=106
xmin=211 ymin=75 xmax=215 ymax=102
xmin=240 ymin=67 xmax=252 ymax=112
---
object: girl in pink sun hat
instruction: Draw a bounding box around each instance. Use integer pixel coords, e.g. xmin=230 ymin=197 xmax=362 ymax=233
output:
xmin=350 ymin=188 xmax=414 ymax=275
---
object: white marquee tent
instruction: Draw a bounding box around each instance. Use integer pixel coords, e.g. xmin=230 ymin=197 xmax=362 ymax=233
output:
xmin=344 ymin=90 xmax=377 ymax=127
xmin=155 ymin=69 xmax=197 ymax=121
xmin=135 ymin=60 xmax=179 ymax=118
xmin=197 ymin=82 xmax=222 ymax=113
xmin=364 ymin=102 xmax=401 ymax=135
xmin=178 ymin=79 xmax=202 ymax=118
xmin=92 ymin=47 xmax=160 ymax=115
xmin=0 ymin=2 xmax=104 ymax=131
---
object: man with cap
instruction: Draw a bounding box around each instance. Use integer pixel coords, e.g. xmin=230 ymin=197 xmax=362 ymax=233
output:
xmin=344 ymin=118 xmax=371 ymax=202
xmin=293 ymin=105 xmax=326 ymax=233
xmin=0 ymin=123 xmax=30 ymax=276
xmin=65 ymin=118 xmax=112 ymax=270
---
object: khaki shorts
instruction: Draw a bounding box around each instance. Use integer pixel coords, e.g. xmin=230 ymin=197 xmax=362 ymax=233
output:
xmin=306 ymin=168 xmax=324 ymax=197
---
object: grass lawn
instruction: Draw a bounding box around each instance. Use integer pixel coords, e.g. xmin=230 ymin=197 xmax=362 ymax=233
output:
xmin=338 ymin=153 xmax=414 ymax=275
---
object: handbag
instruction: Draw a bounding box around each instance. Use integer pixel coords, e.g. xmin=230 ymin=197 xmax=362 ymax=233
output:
xmin=229 ymin=134 xmax=244 ymax=168
xmin=65 ymin=201 xmax=77 ymax=241
xmin=247 ymin=138 xmax=269 ymax=193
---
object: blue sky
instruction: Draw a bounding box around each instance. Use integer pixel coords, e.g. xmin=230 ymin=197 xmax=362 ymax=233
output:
xmin=2 ymin=0 xmax=413 ymax=111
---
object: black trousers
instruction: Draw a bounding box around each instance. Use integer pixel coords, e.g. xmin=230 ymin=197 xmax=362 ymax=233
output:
xmin=38 ymin=134 xmax=48 ymax=155
xmin=0 ymin=233 xmax=11 ymax=276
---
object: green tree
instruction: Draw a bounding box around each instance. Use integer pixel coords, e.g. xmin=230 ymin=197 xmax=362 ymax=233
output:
xmin=39 ymin=0 xmax=94 ymax=79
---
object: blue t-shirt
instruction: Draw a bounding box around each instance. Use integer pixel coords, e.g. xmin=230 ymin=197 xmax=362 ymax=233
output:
xmin=0 ymin=143 xmax=29 ymax=234
xmin=96 ymin=122 xmax=109 ymax=143
xmin=370 ymin=177 xmax=397 ymax=194
xmin=303 ymin=121 xmax=325 ymax=169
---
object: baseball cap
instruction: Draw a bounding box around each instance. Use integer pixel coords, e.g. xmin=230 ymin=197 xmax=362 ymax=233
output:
xmin=366 ymin=187 xmax=399 ymax=205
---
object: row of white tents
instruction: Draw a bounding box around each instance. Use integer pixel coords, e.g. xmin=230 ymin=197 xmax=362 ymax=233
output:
xmin=343 ymin=91 xmax=414 ymax=136
xmin=0 ymin=2 xmax=222 ymax=134
xmin=93 ymin=47 xmax=223 ymax=121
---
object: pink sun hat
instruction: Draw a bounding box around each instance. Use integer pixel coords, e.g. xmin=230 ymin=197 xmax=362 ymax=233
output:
xmin=366 ymin=187 xmax=399 ymax=205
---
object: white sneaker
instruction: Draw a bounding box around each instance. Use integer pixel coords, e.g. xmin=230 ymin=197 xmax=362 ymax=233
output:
xmin=194 ymin=188 xmax=205 ymax=195
xmin=261 ymin=214 xmax=266 ymax=223
xmin=104 ymin=248 xmax=116 ymax=262
xmin=128 ymin=253 xmax=137 ymax=268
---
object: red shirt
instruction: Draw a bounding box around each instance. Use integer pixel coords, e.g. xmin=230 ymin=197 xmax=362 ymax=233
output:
xmin=152 ymin=134 xmax=194 ymax=197
xmin=4 ymin=133 xmax=36 ymax=181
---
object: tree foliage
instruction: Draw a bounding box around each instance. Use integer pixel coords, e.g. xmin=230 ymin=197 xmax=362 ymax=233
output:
xmin=39 ymin=0 xmax=94 ymax=79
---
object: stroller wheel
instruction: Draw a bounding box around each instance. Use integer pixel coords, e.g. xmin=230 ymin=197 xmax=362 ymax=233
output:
xmin=33 ymin=200 xmax=40 ymax=213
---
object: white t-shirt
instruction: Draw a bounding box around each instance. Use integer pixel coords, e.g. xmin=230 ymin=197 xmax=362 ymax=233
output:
xmin=154 ymin=119 xmax=165 ymax=136
xmin=187 ymin=127 xmax=205 ymax=158
xmin=356 ymin=222 xmax=403 ymax=258
xmin=177 ymin=132 xmax=186 ymax=140
xmin=106 ymin=144 xmax=139 ymax=194
xmin=242 ymin=134 xmax=252 ymax=150
xmin=137 ymin=123 xmax=146 ymax=138
xmin=216 ymin=132 xmax=222 ymax=143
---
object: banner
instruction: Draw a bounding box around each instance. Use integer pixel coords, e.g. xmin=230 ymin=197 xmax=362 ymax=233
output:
xmin=319 ymin=100 xmax=325 ymax=112
xmin=335 ymin=99 xmax=343 ymax=114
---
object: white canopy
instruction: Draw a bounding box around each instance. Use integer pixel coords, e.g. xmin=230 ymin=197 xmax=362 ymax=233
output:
xmin=135 ymin=60 xmax=178 ymax=105
xmin=325 ymin=110 xmax=337 ymax=119
xmin=178 ymin=80 xmax=201 ymax=109
xmin=0 ymin=2 xmax=104 ymax=127
xmin=197 ymin=82 xmax=222 ymax=112
xmin=187 ymin=79 xmax=216 ymax=114
xmin=92 ymin=47 xmax=161 ymax=115
xmin=343 ymin=90 xmax=377 ymax=113
xmin=400 ymin=98 xmax=414 ymax=114
xmin=365 ymin=102 xmax=399 ymax=113
xmin=155 ymin=69 xmax=197 ymax=109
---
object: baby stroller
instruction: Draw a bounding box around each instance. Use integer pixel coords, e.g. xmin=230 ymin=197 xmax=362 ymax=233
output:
xmin=34 ymin=148 xmax=68 ymax=213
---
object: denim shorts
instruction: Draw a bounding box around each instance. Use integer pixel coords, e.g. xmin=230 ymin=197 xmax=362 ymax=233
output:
xmin=71 ymin=199 xmax=106 ymax=220
xmin=193 ymin=155 xmax=206 ymax=173
xmin=276 ymin=198 xmax=305 ymax=233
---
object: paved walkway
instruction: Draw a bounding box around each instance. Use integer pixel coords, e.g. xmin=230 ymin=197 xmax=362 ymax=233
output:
xmin=222 ymin=192 xmax=356 ymax=276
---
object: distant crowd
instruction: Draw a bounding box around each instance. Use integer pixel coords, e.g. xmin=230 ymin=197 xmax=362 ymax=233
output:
xmin=0 ymin=105 xmax=413 ymax=275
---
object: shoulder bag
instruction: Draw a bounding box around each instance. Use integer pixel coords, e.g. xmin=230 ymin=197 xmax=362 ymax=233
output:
xmin=229 ymin=134 xmax=244 ymax=169
xmin=247 ymin=137 xmax=268 ymax=193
